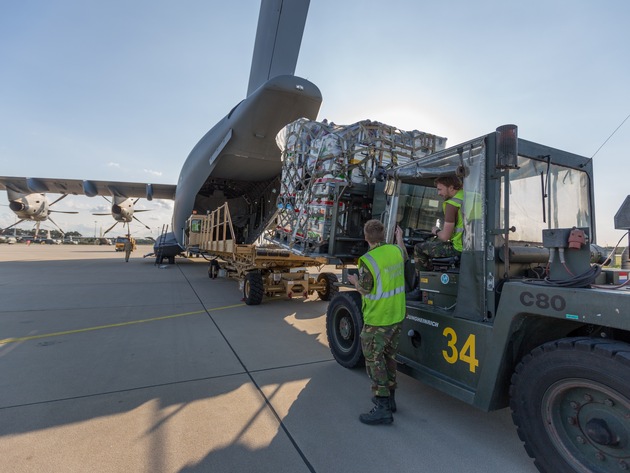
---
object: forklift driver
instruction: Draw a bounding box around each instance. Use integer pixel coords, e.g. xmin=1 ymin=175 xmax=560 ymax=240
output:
xmin=414 ymin=175 xmax=463 ymax=273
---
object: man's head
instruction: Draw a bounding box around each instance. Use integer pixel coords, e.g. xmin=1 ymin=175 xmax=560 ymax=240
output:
xmin=363 ymin=219 xmax=385 ymax=246
xmin=434 ymin=176 xmax=462 ymax=200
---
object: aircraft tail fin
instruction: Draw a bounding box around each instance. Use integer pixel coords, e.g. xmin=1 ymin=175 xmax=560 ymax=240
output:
xmin=247 ymin=0 xmax=310 ymax=96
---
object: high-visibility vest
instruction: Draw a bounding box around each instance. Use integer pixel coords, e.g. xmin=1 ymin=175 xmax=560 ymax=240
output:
xmin=358 ymin=244 xmax=406 ymax=326
xmin=445 ymin=189 xmax=464 ymax=252
xmin=463 ymin=190 xmax=482 ymax=221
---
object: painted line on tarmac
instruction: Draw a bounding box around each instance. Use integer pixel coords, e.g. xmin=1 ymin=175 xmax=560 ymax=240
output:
xmin=0 ymin=303 xmax=245 ymax=345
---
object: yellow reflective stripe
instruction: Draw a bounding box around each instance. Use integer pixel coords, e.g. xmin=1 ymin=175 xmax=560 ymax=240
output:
xmin=363 ymin=253 xmax=382 ymax=295
xmin=365 ymin=285 xmax=405 ymax=300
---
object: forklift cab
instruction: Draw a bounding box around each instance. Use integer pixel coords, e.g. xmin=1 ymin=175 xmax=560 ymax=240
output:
xmin=382 ymin=131 xmax=491 ymax=320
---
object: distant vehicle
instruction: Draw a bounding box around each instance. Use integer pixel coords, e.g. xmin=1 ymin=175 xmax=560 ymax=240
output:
xmin=115 ymin=236 xmax=136 ymax=252
xmin=63 ymin=237 xmax=79 ymax=245
xmin=31 ymin=238 xmax=58 ymax=245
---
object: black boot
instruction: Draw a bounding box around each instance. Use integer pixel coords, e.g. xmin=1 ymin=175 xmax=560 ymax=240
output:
xmin=372 ymin=389 xmax=396 ymax=413
xmin=360 ymin=396 xmax=393 ymax=425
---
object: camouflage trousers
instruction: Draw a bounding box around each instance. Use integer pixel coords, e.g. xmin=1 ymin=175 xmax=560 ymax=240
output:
xmin=360 ymin=323 xmax=402 ymax=397
xmin=414 ymin=239 xmax=459 ymax=272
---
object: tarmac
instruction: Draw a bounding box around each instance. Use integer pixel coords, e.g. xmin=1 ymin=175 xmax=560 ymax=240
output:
xmin=0 ymin=244 xmax=538 ymax=473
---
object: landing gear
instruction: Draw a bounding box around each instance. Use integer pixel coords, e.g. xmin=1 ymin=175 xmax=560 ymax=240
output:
xmin=156 ymin=254 xmax=176 ymax=264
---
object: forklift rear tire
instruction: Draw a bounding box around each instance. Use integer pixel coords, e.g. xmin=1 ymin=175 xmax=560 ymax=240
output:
xmin=326 ymin=291 xmax=364 ymax=368
xmin=510 ymin=337 xmax=630 ymax=473
xmin=243 ymin=271 xmax=264 ymax=305
xmin=316 ymin=272 xmax=339 ymax=301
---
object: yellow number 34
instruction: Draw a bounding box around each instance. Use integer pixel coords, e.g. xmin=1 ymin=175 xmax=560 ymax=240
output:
xmin=442 ymin=327 xmax=479 ymax=373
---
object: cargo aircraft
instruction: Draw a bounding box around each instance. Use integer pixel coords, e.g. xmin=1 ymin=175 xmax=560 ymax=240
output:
xmin=0 ymin=0 xmax=321 ymax=259
xmin=164 ymin=0 xmax=321 ymax=258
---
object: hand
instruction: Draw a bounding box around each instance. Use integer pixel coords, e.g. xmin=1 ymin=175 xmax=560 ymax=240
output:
xmin=347 ymin=274 xmax=358 ymax=286
xmin=395 ymin=225 xmax=403 ymax=242
xmin=431 ymin=226 xmax=439 ymax=236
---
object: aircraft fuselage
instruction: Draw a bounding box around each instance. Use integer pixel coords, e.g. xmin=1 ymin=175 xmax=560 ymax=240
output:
xmin=172 ymin=74 xmax=322 ymax=245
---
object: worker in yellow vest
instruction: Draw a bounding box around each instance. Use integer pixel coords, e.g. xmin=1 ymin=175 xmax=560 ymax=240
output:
xmin=348 ymin=219 xmax=406 ymax=425
xmin=414 ymin=176 xmax=464 ymax=272
xmin=124 ymin=238 xmax=134 ymax=262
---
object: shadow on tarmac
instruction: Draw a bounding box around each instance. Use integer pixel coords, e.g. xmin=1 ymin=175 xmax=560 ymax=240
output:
xmin=0 ymin=252 xmax=537 ymax=472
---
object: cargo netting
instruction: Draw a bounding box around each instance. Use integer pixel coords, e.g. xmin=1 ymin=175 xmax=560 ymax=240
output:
xmin=268 ymin=118 xmax=446 ymax=255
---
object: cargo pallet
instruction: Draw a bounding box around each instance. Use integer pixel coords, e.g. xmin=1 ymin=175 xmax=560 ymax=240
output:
xmin=268 ymin=118 xmax=446 ymax=262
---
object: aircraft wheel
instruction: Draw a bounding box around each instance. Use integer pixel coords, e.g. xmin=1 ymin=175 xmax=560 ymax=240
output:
xmin=316 ymin=272 xmax=339 ymax=301
xmin=326 ymin=291 xmax=364 ymax=368
xmin=243 ymin=271 xmax=264 ymax=305
xmin=510 ymin=337 xmax=630 ymax=473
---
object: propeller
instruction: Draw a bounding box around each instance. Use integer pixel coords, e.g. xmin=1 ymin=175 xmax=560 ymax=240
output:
xmin=47 ymin=194 xmax=80 ymax=215
xmin=45 ymin=195 xmax=76 ymax=234
xmin=50 ymin=210 xmax=79 ymax=215
xmin=49 ymin=194 xmax=69 ymax=206
xmin=47 ymin=215 xmax=68 ymax=236
xmin=3 ymin=218 xmax=27 ymax=231
xmin=103 ymin=221 xmax=120 ymax=235
xmin=132 ymin=214 xmax=151 ymax=230
xmin=2 ymin=194 xmax=79 ymax=236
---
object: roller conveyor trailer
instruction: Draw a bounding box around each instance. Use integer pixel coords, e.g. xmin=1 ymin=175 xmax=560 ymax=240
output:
xmin=188 ymin=203 xmax=339 ymax=305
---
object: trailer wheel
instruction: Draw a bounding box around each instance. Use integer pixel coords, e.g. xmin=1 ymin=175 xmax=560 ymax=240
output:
xmin=243 ymin=271 xmax=264 ymax=305
xmin=326 ymin=291 xmax=364 ymax=368
xmin=208 ymin=260 xmax=220 ymax=279
xmin=510 ymin=337 xmax=630 ymax=473
xmin=316 ymin=272 xmax=339 ymax=301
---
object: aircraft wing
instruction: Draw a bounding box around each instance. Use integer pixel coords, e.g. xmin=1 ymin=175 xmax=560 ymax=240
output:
xmin=0 ymin=176 xmax=176 ymax=201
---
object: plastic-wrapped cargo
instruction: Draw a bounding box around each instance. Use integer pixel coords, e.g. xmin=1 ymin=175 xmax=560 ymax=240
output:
xmin=271 ymin=118 xmax=446 ymax=256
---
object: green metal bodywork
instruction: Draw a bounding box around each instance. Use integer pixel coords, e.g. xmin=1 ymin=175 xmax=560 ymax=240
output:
xmin=385 ymin=130 xmax=630 ymax=411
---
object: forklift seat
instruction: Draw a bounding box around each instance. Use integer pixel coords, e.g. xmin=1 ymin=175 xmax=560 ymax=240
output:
xmin=429 ymin=255 xmax=460 ymax=272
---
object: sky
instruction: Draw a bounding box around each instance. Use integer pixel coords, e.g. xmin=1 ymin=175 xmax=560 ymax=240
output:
xmin=1 ymin=0 xmax=629 ymax=245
